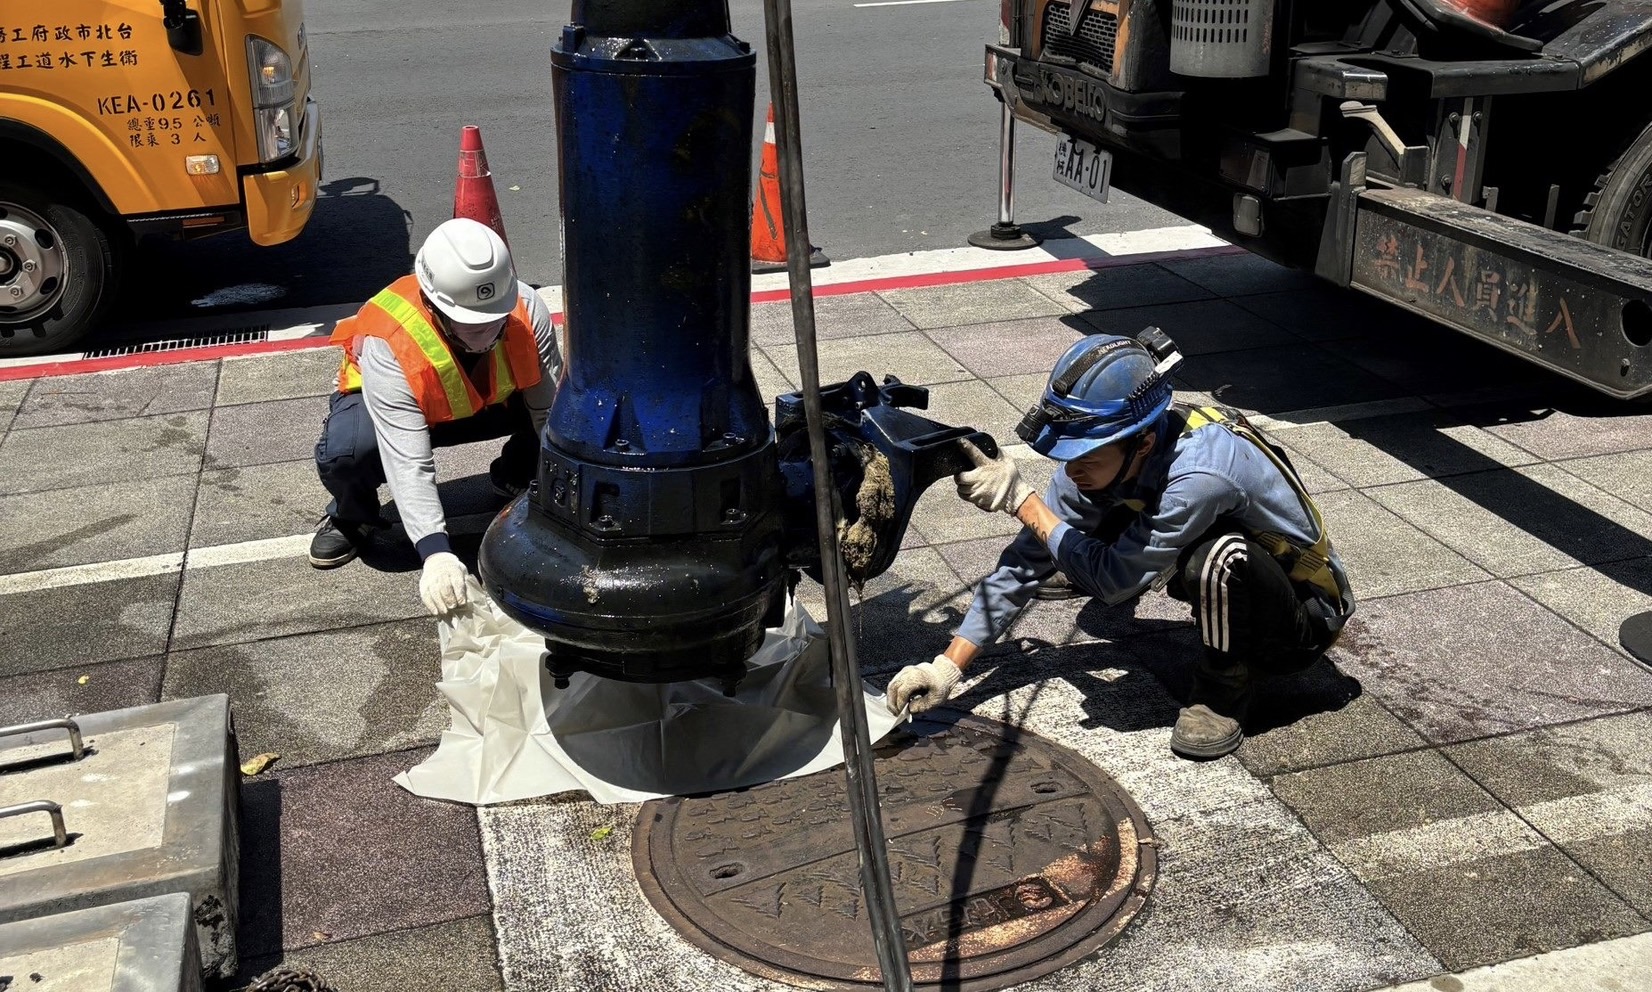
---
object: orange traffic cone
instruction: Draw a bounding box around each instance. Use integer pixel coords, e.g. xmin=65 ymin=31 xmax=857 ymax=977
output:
xmin=752 ymin=105 xmax=828 ymax=274
xmin=454 ymin=125 xmax=510 ymax=247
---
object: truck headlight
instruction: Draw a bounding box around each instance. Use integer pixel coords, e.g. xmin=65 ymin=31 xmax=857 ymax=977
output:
xmin=247 ymin=36 xmax=297 ymax=162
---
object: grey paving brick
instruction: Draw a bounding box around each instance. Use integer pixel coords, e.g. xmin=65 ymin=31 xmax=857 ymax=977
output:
xmin=985 ymin=372 xmax=1045 ymax=413
xmin=1269 ymin=435 xmax=1350 ymax=495
xmin=1328 ymin=329 xmax=1548 ymax=398
xmin=749 ymin=347 xmax=794 ymax=404
xmin=905 ymin=453 xmax=1047 ymax=546
xmin=1328 ymin=582 xmax=1652 ymax=743
xmin=1483 ymin=402 xmax=1652 ymax=461
xmin=1446 ymin=711 xmax=1652 ymax=915
xmin=171 ymin=554 xmax=424 ymax=650
xmin=1274 ymin=749 xmax=1503 ymax=843
xmin=0 ymin=379 xmax=31 ymax=433
xmin=205 ymin=394 xmax=330 ymax=470
xmin=237 ymin=747 xmax=491 ymax=957
xmin=0 ymin=573 xmax=179 ymax=676
xmin=1231 ymin=285 xmax=1405 ymax=342
xmin=238 ymin=916 xmax=502 ymax=992
xmin=876 ymin=278 xmax=1066 ymax=329
xmin=0 ymin=411 xmax=207 ymax=495
xmin=919 ymin=378 xmax=1027 ymax=447
xmin=1174 ymin=344 xmax=1405 ymax=417
xmin=1021 ymin=262 xmax=1212 ymax=313
xmin=1511 ymin=558 xmax=1652 ymax=655
xmin=1279 ymin=412 xmax=1539 ymax=489
xmin=1313 ymin=488 xmax=1492 ymax=599
xmin=0 ymin=474 xmax=195 ymax=572
xmin=794 ymin=546 xmax=971 ymax=670
xmin=11 ymin=363 xmax=218 ymax=428
xmin=1079 ymin=298 xmax=1299 ymax=356
xmin=1556 ymin=447 xmax=1652 ymax=508
xmin=1365 ymin=464 xmax=1652 ymax=578
xmin=164 ymin=618 xmax=448 ymax=769
xmin=749 ymin=293 xmax=914 ymax=348
xmin=193 ymin=459 xmax=330 ymax=548
xmin=0 ymin=654 xmax=164 ymax=726
xmin=925 ymin=315 xmax=1087 ymax=379
xmin=761 ymin=331 xmax=973 ymax=388
xmin=1156 ymin=252 xmax=1317 ymax=297
xmin=1238 ymin=662 xmax=1427 ymax=778
xmin=216 ymin=347 xmax=342 ymax=406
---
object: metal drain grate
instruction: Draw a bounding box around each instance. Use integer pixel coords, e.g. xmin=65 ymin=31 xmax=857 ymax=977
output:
xmin=1041 ymin=1 xmax=1119 ymax=76
xmin=83 ymin=325 xmax=270 ymax=359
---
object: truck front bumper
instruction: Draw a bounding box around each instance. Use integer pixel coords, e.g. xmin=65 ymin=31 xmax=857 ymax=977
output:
xmin=243 ymin=98 xmax=322 ymax=247
xmin=984 ymin=45 xmax=1182 ymax=138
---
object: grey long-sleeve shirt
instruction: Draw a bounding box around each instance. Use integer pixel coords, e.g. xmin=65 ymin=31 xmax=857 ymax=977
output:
xmin=356 ymin=281 xmax=561 ymax=559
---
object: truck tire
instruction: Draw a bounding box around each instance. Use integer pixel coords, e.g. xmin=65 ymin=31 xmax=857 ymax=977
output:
xmin=1573 ymin=121 xmax=1652 ymax=258
xmin=0 ymin=181 xmax=119 ymax=357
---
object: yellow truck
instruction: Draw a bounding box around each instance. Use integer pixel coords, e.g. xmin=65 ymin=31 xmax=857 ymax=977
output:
xmin=0 ymin=0 xmax=320 ymax=355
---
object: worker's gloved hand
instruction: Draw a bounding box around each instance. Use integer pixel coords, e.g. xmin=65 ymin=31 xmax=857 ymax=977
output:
xmin=886 ymin=656 xmax=963 ymax=716
xmin=419 ymin=552 xmax=470 ymax=616
xmin=955 ymin=439 xmax=1034 ymax=515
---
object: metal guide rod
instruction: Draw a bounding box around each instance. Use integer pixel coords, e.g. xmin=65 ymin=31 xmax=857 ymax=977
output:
xmin=994 ymin=100 xmax=1017 ymax=226
xmin=759 ymin=0 xmax=913 ymax=987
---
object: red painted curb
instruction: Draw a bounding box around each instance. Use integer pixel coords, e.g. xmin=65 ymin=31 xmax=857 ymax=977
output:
xmin=0 ymin=243 xmax=1242 ymax=382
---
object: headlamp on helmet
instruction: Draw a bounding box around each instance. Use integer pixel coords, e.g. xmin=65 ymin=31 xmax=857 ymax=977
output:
xmin=1014 ymin=327 xmax=1183 ymax=450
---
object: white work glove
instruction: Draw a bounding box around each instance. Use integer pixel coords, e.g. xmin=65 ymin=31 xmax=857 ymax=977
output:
xmin=955 ymin=439 xmax=1034 ymax=515
xmin=886 ymin=656 xmax=963 ymax=716
xmin=419 ymin=551 xmax=470 ymax=616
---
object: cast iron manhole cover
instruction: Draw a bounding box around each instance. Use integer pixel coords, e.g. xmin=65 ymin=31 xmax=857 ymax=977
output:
xmin=634 ymin=715 xmax=1157 ymax=990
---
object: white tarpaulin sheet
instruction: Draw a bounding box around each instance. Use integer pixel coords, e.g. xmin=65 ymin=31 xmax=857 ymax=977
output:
xmin=395 ymin=579 xmax=901 ymax=805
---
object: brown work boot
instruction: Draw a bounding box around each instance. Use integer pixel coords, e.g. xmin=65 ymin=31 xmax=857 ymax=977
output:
xmin=1170 ymin=661 xmax=1252 ymax=760
xmin=1034 ymin=570 xmax=1080 ymax=600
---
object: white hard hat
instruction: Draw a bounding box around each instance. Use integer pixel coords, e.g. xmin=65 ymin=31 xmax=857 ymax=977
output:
xmin=415 ymin=219 xmax=517 ymax=325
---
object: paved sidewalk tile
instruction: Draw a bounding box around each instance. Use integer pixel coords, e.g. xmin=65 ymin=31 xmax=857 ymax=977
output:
xmin=1329 ymin=331 xmax=1546 ymax=398
xmin=164 ymin=618 xmax=448 ymax=769
xmin=0 ymin=573 xmax=180 ymax=677
xmin=0 ymin=410 xmax=207 ymax=495
xmin=984 ymin=371 xmax=1045 ymax=412
xmin=1237 ymin=661 xmax=1426 ymax=778
xmin=1329 ymin=582 xmax=1652 ymax=743
xmin=11 ymin=363 xmax=218 ymax=428
xmin=240 ymin=916 xmax=502 ymax=992
xmin=1231 ymin=285 xmax=1400 ymax=342
xmin=171 ymin=555 xmax=423 ymax=650
xmin=1482 ymin=403 xmax=1652 ymax=461
xmin=1273 ymin=749 xmax=1646 ymax=970
xmin=750 ymin=347 xmax=794 ymax=402
xmin=1022 ymin=263 xmax=1211 ymax=313
xmin=877 ymin=279 xmax=1066 ymax=329
xmin=0 ymin=654 xmax=164 ymax=725
xmin=1174 ymin=344 xmax=1404 ymax=416
xmin=1311 ymin=489 xmax=1492 ymax=599
xmin=1156 ymin=253 xmax=1316 ymax=298
xmin=193 ymin=460 xmax=330 ymax=548
xmin=237 ymin=747 xmax=491 ymax=957
xmin=1555 ymin=448 xmax=1652 ymax=508
xmin=1511 ymin=558 xmax=1652 ymax=654
xmin=217 ymin=348 xmax=342 ymax=406
xmin=206 ymin=395 xmax=330 ymax=470
xmin=0 ymin=474 xmax=195 ymax=572
xmin=793 ymin=546 xmax=971 ymax=670
xmin=1280 ymin=412 xmax=1539 ymax=489
xmin=920 ymin=378 xmax=1028 ymax=446
xmin=906 ymin=453 xmax=1054 ymax=545
xmin=762 ymin=331 xmax=973 ymax=387
xmin=1080 ymin=298 xmax=1298 ymax=356
xmin=749 ymin=294 xmax=914 ymax=347
xmin=1379 ymin=932 xmax=1652 ymax=992
xmin=926 ymin=315 xmax=1087 ymax=379
xmin=0 ymin=379 xmax=27 ymax=434
xmin=1446 ymin=710 xmax=1652 ymax=916
xmin=1365 ymin=464 xmax=1652 ymax=578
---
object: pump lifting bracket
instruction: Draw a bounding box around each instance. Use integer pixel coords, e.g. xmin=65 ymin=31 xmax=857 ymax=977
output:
xmin=1344 ymin=187 xmax=1652 ymax=400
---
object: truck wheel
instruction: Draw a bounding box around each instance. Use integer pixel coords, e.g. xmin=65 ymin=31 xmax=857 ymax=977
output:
xmin=0 ymin=182 xmax=119 ymax=356
xmin=1574 ymin=122 xmax=1652 ymax=258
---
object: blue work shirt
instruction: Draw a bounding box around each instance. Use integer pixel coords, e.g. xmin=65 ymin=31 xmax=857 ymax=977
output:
xmin=955 ymin=411 xmax=1352 ymax=647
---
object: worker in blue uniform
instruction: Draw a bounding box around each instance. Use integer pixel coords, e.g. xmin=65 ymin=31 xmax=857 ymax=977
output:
xmin=886 ymin=330 xmax=1355 ymax=759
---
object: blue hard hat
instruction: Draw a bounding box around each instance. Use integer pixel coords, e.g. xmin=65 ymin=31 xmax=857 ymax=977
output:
xmin=1021 ymin=333 xmax=1176 ymax=461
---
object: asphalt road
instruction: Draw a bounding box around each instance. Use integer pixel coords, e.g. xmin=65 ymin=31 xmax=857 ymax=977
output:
xmin=123 ymin=0 xmax=1181 ymax=324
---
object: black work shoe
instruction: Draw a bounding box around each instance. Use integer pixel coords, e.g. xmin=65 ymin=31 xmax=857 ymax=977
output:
xmin=1034 ymin=571 xmax=1081 ymax=601
xmin=1171 ymin=705 xmax=1244 ymax=759
xmin=308 ymin=517 xmax=369 ymax=569
xmin=490 ymin=458 xmax=531 ymax=499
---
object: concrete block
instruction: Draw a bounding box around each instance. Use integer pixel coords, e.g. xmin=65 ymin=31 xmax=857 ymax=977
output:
xmin=171 ymin=554 xmax=422 ymax=651
xmin=204 ymin=395 xmax=329 ymax=471
xmin=1021 ymin=263 xmax=1211 ymax=313
xmin=0 ymin=656 xmax=164 ymax=728
xmin=0 ymin=379 xmax=27 ymax=434
xmin=1174 ymin=345 xmax=1404 ymax=417
xmin=1311 ymin=489 xmax=1492 ymax=599
xmin=215 ymin=348 xmax=342 ymax=407
xmin=12 ymin=364 xmax=218 ymax=429
xmin=919 ymin=378 xmax=1028 ymax=447
xmin=0 ymin=412 xmax=207 ymax=496
xmin=0 ymin=574 xmax=179 ymax=678
xmin=1483 ymin=402 xmax=1652 ymax=461
xmin=876 ymin=279 xmax=1066 ymax=329
xmin=237 ymin=916 xmax=502 ymax=992
xmin=0 ymin=696 xmax=241 ymax=977
xmin=191 ymin=460 xmax=329 ymax=549
xmin=761 ymin=332 xmax=973 ymax=388
xmin=1510 ymin=558 xmax=1652 ymax=654
xmin=1280 ymin=412 xmax=1539 ymax=489
xmin=1236 ymin=662 xmax=1426 ymax=778
xmin=0 ymin=893 xmax=202 ymax=991
xmin=1079 ymin=298 xmax=1298 ymax=356
xmin=1156 ymin=252 xmax=1316 ymax=297
xmin=925 ymin=315 xmax=1087 ymax=379
xmin=749 ymin=293 xmax=914 ymax=348
xmin=1231 ymin=285 xmax=1401 ymax=342
xmin=0 ymin=475 xmax=195 ymax=573
xmin=1555 ymin=447 xmax=1652 ymax=509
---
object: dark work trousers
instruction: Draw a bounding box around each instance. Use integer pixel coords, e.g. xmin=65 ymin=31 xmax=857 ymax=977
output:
xmin=1167 ymin=530 xmax=1336 ymax=678
xmin=313 ymin=390 xmax=538 ymax=528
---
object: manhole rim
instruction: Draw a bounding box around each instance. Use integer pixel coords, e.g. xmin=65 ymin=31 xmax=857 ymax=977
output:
xmin=632 ymin=713 xmax=1159 ymax=992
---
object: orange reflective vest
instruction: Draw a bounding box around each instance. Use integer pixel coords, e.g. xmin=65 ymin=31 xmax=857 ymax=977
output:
xmin=331 ymin=275 xmax=543 ymax=425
